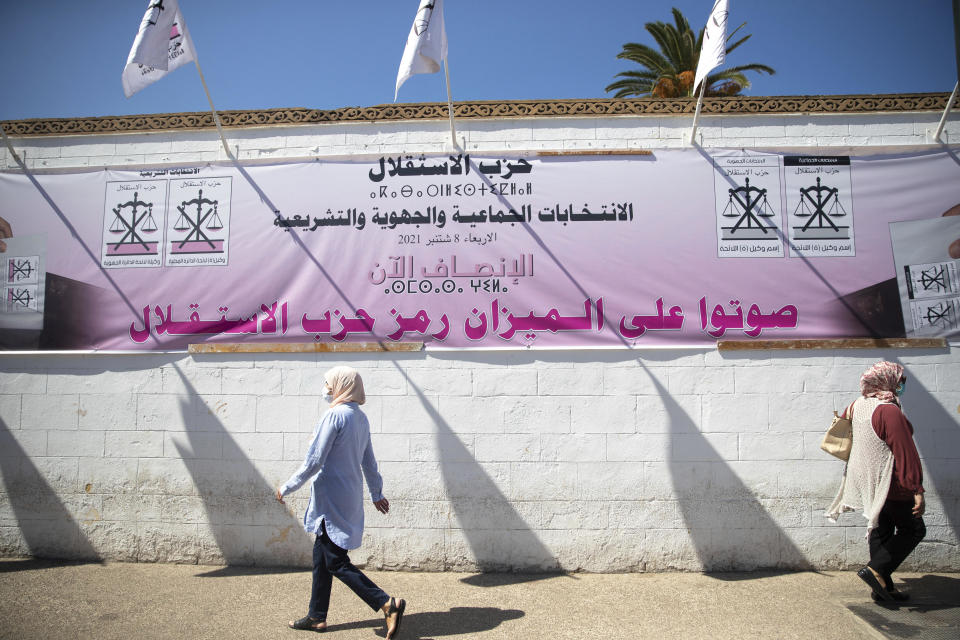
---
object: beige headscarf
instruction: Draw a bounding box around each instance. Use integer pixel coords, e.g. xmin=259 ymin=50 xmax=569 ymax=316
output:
xmin=325 ymin=366 xmax=366 ymax=407
xmin=859 ymin=360 xmax=903 ymax=405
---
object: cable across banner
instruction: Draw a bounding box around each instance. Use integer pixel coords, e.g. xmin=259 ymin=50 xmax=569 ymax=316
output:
xmin=0 ymin=149 xmax=958 ymax=351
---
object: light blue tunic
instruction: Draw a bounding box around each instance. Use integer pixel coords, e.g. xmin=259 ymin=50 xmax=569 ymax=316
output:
xmin=280 ymin=402 xmax=384 ymax=550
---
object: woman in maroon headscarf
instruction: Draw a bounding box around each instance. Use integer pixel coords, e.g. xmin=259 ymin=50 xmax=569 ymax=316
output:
xmin=827 ymin=361 xmax=925 ymax=602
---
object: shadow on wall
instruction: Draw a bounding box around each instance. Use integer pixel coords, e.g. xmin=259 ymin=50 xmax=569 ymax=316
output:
xmin=639 ymin=363 xmax=813 ymax=574
xmin=462 ymin=154 xmax=817 ymax=574
xmin=899 ymin=361 xmax=960 ymax=567
xmin=225 ymin=154 xmax=559 ymax=579
xmin=165 ymin=365 xmax=312 ymax=570
xmin=396 ymin=364 xmax=561 ymax=584
xmin=0 ymin=419 xmax=101 ymax=562
xmin=219 ymin=158 xmax=817 ymax=575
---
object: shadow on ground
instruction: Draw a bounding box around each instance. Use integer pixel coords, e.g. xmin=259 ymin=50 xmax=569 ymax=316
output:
xmin=0 ymin=557 xmax=101 ymax=574
xmin=322 ymin=606 xmax=525 ymax=639
xmin=194 ymin=565 xmax=309 ymax=578
xmin=887 ymin=574 xmax=960 ymax=611
xmin=459 ymin=571 xmax=574 ymax=587
xmin=846 ymin=574 xmax=960 ymax=640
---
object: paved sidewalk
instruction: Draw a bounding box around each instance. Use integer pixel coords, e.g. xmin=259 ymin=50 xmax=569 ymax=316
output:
xmin=1 ymin=560 xmax=958 ymax=639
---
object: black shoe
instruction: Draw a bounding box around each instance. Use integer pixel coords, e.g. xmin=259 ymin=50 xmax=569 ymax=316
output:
xmin=882 ymin=575 xmax=910 ymax=601
xmin=871 ymin=589 xmax=908 ymax=604
xmin=858 ymin=567 xmax=893 ymax=601
xmin=886 ymin=588 xmax=910 ymax=602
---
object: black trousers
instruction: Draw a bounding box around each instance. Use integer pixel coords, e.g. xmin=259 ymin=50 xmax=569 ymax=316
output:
xmin=867 ymin=499 xmax=926 ymax=583
xmin=309 ymin=521 xmax=389 ymax=621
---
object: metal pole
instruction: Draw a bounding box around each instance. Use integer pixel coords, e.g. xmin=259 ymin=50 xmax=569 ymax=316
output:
xmin=194 ymin=60 xmax=232 ymax=159
xmin=934 ymin=81 xmax=959 ymax=142
xmin=443 ymin=58 xmax=459 ymax=149
xmin=177 ymin=13 xmax=233 ymax=159
xmin=954 ymin=0 xmax=960 ymax=86
xmin=934 ymin=0 xmax=960 ymax=142
xmin=689 ymin=81 xmax=706 ymax=145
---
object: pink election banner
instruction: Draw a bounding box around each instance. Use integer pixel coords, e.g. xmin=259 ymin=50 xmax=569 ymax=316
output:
xmin=0 ymin=149 xmax=958 ymax=351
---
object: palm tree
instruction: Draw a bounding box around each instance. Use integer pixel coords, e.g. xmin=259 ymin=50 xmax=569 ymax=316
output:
xmin=605 ymin=7 xmax=774 ymax=98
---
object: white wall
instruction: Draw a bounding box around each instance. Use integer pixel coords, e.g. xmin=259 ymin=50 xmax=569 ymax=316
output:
xmin=1 ymin=106 xmax=958 ymax=571
xmin=2 ymin=111 xmax=955 ymax=170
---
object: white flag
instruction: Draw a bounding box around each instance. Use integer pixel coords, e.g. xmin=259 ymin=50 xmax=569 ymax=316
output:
xmin=693 ymin=0 xmax=729 ymax=94
xmin=122 ymin=0 xmax=196 ymax=98
xmin=395 ymin=0 xmax=448 ymax=100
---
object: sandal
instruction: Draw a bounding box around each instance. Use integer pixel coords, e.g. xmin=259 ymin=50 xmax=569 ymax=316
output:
xmin=289 ymin=616 xmax=326 ymax=632
xmin=385 ymin=597 xmax=406 ymax=639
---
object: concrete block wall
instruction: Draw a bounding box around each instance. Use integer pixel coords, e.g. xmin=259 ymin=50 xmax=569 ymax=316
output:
xmin=1 ymin=107 xmax=959 ymax=571
xmin=1 ymin=349 xmax=958 ymax=571
xmin=3 ymin=110 xmax=958 ymax=170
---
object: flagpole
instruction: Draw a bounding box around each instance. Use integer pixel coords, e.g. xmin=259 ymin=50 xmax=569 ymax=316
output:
xmin=176 ymin=13 xmax=233 ymax=160
xmin=689 ymin=81 xmax=706 ymax=145
xmin=193 ymin=59 xmax=233 ymax=159
xmin=934 ymin=81 xmax=959 ymax=143
xmin=935 ymin=0 xmax=960 ymax=142
xmin=443 ymin=58 xmax=459 ymax=149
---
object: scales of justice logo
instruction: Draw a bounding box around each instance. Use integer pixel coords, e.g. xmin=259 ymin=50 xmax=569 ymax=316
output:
xmin=921 ymin=299 xmax=957 ymax=331
xmin=106 ymin=192 xmax=160 ymax=256
xmin=6 ymin=287 xmax=34 ymax=311
xmin=167 ymin=20 xmax=186 ymax=58
xmin=720 ymin=177 xmax=778 ymax=240
xmin=414 ymin=2 xmax=435 ymax=35
xmin=906 ymin=261 xmax=960 ymax=332
xmin=7 ymin=257 xmax=35 ymax=284
xmin=137 ymin=1 xmax=186 ymax=64
xmin=916 ymin=264 xmax=952 ymax=295
xmin=169 ymin=188 xmax=226 ymax=255
xmin=791 ymin=177 xmax=850 ymax=240
xmin=146 ymin=0 xmax=166 ymax=26
xmin=5 ymin=257 xmax=39 ymax=312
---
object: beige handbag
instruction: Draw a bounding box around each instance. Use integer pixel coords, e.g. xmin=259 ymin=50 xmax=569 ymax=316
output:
xmin=821 ymin=401 xmax=855 ymax=460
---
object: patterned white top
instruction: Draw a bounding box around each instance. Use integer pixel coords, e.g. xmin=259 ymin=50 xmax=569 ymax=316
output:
xmin=826 ymin=396 xmax=895 ymax=533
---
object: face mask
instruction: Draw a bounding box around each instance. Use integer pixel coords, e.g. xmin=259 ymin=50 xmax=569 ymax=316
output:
xmin=323 ymin=386 xmax=333 ymax=403
xmin=895 ymin=379 xmax=906 ymax=396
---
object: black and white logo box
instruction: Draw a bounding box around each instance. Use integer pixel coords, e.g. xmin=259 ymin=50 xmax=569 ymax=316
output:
xmin=712 ymin=155 xmax=784 ymax=258
xmin=100 ymin=180 xmax=167 ymax=269
xmin=165 ymin=177 xmax=232 ymax=268
xmin=784 ymin=156 xmax=855 ymax=258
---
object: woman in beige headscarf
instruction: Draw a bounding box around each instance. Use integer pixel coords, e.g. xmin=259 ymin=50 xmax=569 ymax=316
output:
xmin=277 ymin=366 xmax=405 ymax=637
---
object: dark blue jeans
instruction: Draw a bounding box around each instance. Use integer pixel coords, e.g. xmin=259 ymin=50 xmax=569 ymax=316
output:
xmin=309 ymin=521 xmax=390 ymax=622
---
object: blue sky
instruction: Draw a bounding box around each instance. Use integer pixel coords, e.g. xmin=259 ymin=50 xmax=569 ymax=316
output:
xmin=0 ymin=1 xmax=956 ymax=121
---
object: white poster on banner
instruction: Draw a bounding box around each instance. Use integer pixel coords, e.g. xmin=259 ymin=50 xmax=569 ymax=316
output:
xmin=0 ymin=235 xmax=46 ymax=329
xmin=165 ymin=177 xmax=232 ymax=267
xmin=101 ymin=180 xmax=167 ymax=269
xmin=712 ymin=154 xmax=784 ymax=258
xmin=785 ymin=156 xmax=856 ymax=257
xmin=891 ymin=216 xmax=960 ymax=337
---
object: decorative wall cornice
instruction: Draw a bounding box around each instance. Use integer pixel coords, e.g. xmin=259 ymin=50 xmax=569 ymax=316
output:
xmin=2 ymin=94 xmax=953 ymax=137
